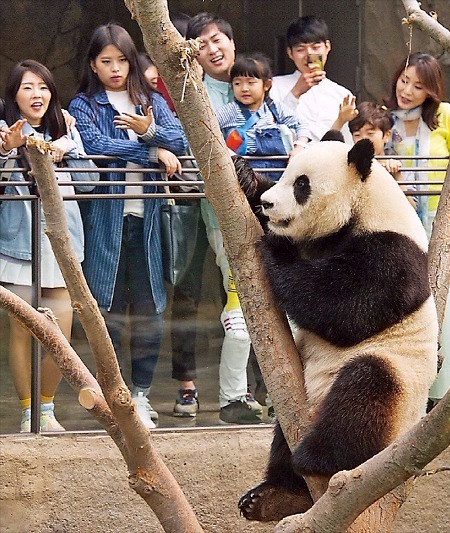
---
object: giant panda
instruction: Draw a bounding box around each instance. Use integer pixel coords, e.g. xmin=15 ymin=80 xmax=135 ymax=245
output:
xmin=235 ymin=139 xmax=438 ymax=522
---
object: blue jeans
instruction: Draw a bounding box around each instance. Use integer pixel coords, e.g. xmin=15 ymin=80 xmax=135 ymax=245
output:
xmin=104 ymin=215 xmax=163 ymax=389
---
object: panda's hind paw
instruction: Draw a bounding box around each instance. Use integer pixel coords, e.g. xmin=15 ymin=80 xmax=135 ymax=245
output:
xmin=238 ymin=481 xmax=312 ymax=522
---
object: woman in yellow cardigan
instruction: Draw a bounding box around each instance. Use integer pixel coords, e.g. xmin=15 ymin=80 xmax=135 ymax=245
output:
xmin=386 ymin=52 xmax=449 ymax=406
xmin=385 ymin=52 xmax=449 ymax=238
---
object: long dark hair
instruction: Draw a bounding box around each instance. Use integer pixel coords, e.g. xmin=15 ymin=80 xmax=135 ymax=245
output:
xmin=384 ymin=53 xmax=444 ymax=130
xmin=4 ymin=59 xmax=66 ymax=140
xmin=78 ymin=22 xmax=153 ymax=109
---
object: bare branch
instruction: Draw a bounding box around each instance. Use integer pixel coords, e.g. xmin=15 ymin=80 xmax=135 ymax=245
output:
xmin=401 ymin=0 xmax=450 ymax=50
xmin=23 ymin=137 xmax=204 ymax=532
xmin=429 ymin=163 xmax=450 ymax=327
xmin=125 ymin=0 xmax=312 ymax=448
xmin=0 ymin=285 xmax=126 ymax=455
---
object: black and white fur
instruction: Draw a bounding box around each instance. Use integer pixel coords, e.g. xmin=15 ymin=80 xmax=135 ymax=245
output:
xmin=235 ymin=139 xmax=438 ymax=521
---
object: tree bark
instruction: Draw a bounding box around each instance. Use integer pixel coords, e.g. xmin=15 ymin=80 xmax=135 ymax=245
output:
xmin=429 ymin=163 xmax=450 ymax=327
xmin=20 ymin=137 xmax=204 ymax=533
xmin=401 ymin=0 xmax=450 ymax=51
xmin=124 ymin=0 xmax=312 ymax=446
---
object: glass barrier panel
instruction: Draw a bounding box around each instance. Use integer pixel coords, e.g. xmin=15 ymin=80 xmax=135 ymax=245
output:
xmin=0 ymin=154 xmax=446 ymax=434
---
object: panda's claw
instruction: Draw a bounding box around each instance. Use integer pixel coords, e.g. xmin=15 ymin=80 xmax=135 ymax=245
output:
xmin=238 ymin=481 xmax=312 ymax=522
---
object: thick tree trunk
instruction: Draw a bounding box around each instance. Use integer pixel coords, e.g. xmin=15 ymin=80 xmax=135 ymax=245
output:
xmin=124 ymin=0 xmax=312 ymax=446
xmin=429 ymin=163 xmax=450 ymax=327
xmin=125 ymin=1 xmax=450 ymax=531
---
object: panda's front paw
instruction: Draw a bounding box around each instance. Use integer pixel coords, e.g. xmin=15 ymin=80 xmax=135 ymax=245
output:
xmin=232 ymin=155 xmax=259 ymax=198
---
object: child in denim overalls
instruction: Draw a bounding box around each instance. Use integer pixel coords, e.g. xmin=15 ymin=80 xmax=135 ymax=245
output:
xmin=216 ymin=53 xmax=310 ymax=180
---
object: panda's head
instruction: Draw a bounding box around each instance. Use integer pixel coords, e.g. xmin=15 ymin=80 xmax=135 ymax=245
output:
xmin=259 ymin=139 xmax=422 ymax=243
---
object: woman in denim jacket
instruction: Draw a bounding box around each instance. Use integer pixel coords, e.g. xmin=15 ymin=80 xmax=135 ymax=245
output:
xmin=0 ymin=60 xmax=98 ymax=433
xmin=68 ymin=23 xmax=188 ymax=428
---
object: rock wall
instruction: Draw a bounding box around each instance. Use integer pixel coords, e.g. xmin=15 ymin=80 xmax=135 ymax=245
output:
xmin=0 ymin=1 xmax=448 ymax=107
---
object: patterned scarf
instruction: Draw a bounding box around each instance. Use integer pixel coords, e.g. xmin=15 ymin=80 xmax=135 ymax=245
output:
xmin=389 ymin=105 xmax=432 ymax=234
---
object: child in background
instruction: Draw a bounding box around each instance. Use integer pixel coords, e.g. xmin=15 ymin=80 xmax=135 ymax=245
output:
xmin=216 ymin=53 xmax=310 ymax=180
xmin=348 ymin=102 xmax=416 ymax=207
xmin=215 ymin=53 xmax=309 ymax=418
xmin=138 ymin=53 xmax=159 ymax=90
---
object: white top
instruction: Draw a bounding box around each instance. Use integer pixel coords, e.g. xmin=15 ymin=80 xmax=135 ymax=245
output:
xmin=106 ymin=90 xmax=144 ymax=218
xmin=270 ymin=71 xmax=354 ymax=144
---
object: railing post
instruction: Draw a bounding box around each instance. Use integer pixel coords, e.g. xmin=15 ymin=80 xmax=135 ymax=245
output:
xmin=30 ymin=197 xmax=42 ymax=434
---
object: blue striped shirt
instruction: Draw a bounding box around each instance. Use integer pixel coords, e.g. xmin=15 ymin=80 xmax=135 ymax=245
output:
xmin=215 ymin=100 xmax=310 ymax=154
xmin=68 ymin=90 xmax=188 ymax=312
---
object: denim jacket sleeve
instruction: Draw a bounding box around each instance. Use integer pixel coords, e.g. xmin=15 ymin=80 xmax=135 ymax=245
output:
xmin=63 ymin=127 xmax=100 ymax=192
xmin=68 ymin=94 xmax=160 ymax=166
xmin=68 ymin=92 xmax=187 ymax=166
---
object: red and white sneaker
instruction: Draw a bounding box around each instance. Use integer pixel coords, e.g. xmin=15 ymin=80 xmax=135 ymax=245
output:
xmin=220 ymin=308 xmax=250 ymax=342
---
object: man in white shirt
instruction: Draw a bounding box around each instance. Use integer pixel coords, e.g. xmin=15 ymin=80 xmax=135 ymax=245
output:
xmin=186 ymin=12 xmax=263 ymax=425
xmin=270 ymin=16 xmax=354 ymax=144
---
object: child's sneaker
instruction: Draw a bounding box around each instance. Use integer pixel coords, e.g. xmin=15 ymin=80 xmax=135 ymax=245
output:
xmin=173 ymin=388 xmax=199 ymax=417
xmin=20 ymin=408 xmax=31 ymax=433
xmin=40 ymin=403 xmax=65 ymax=432
xmin=132 ymin=391 xmax=157 ymax=429
xmin=220 ymin=308 xmax=250 ymax=341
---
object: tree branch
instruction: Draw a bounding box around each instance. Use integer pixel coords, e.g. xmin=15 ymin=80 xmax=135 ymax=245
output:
xmin=429 ymin=163 xmax=450 ymax=327
xmin=401 ymin=0 xmax=450 ymax=50
xmin=22 ymin=137 xmax=203 ymax=533
xmin=0 ymin=285 xmax=126 ymax=454
xmin=125 ymin=0 xmax=312 ymax=448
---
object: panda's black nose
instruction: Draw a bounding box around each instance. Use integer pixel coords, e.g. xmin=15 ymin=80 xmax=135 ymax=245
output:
xmin=261 ymin=200 xmax=273 ymax=210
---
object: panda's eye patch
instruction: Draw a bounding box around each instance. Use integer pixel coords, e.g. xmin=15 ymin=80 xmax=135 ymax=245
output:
xmin=294 ymin=174 xmax=311 ymax=205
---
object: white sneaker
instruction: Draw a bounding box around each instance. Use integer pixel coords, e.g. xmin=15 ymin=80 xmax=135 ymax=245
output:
xmin=20 ymin=408 xmax=31 ymax=433
xmin=132 ymin=392 xmax=156 ymax=429
xmin=40 ymin=402 xmax=65 ymax=432
xmin=20 ymin=404 xmax=65 ymax=433
xmin=245 ymin=390 xmax=263 ymax=415
xmin=220 ymin=308 xmax=250 ymax=341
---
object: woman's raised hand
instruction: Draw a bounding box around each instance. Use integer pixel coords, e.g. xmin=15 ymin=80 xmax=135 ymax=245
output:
xmin=114 ymin=106 xmax=154 ymax=135
xmin=1 ymin=119 xmax=28 ymax=152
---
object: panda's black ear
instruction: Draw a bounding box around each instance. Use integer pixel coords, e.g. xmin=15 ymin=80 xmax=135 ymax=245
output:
xmin=347 ymin=139 xmax=374 ymax=181
xmin=321 ymin=129 xmax=345 ymax=142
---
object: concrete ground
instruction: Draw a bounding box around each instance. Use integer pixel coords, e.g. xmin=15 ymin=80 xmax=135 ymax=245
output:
xmin=0 ymin=431 xmax=448 ymax=533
